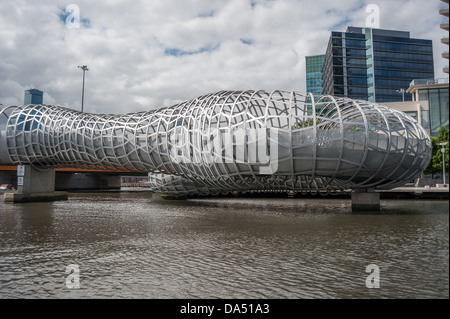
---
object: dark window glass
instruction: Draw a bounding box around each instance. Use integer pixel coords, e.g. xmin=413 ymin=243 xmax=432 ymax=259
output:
xmin=348 ymin=77 xmax=367 ymax=85
xmin=374 ymin=35 xmax=432 ymax=46
xmin=373 ymin=60 xmax=434 ymax=72
xmin=334 ymin=86 xmax=344 ymax=95
xmin=332 ymin=38 xmax=342 ymax=46
xmin=333 ymin=76 xmax=344 ymax=85
xmin=332 ymin=47 xmax=343 ymax=56
xmin=345 ymin=39 xmax=365 ymax=48
xmin=345 ymin=33 xmax=365 ymax=39
xmin=346 ymin=49 xmax=366 ymax=57
xmin=347 ymin=58 xmax=366 ymax=66
xmin=348 ymin=87 xmax=368 ymax=94
xmin=333 ymin=67 xmax=343 ymax=75
xmin=373 ymin=41 xmax=433 ymax=54
xmin=347 ymin=67 xmax=367 ymax=76
xmin=374 ymin=69 xmax=435 ymax=79
xmin=333 ymin=57 xmax=343 ymax=65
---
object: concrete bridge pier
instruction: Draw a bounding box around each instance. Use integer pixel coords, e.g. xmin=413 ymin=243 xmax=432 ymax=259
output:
xmin=351 ymin=188 xmax=380 ymax=211
xmin=4 ymin=165 xmax=68 ymax=203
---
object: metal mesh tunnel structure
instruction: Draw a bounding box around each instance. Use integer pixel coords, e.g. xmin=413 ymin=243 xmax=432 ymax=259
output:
xmin=0 ymin=90 xmax=431 ymax=195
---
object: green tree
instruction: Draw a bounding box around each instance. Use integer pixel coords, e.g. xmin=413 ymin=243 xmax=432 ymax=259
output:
xmin=425 ymin=126 xmax=449 ymax=178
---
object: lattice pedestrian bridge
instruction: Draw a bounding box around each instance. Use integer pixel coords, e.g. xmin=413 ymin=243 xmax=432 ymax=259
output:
xmin=0 ymin=90 xmax=431 ymax=206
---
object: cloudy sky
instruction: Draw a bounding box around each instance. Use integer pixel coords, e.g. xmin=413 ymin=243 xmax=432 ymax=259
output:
xmin=0 ymin=0 xmax=447 ymax=114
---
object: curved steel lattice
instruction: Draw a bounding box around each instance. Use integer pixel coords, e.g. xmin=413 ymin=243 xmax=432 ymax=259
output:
xmin=0 ymin=90 xmax=431 ymax=195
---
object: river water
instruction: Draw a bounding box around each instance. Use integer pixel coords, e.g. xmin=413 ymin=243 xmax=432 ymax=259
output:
xmin=0 ymin=191 xmax=448 ymax=299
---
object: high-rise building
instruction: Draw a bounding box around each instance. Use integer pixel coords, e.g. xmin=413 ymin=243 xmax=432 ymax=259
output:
xmin=24 ymin=89 xmax=43 ymax=105
xmin=321 ymin=27 xmax=435 ymax=103
xmin=305 ymin=55 xmax=325 ymax=97
xmin=440 ymin=0 xmax=449 ymax=74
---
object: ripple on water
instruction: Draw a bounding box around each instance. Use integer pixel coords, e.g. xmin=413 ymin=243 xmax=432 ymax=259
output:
xmin=0 ymin=194 xmax=448 ymax=298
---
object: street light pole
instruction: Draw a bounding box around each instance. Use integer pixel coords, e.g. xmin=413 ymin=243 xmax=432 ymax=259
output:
xmin=439 ymin=142 xmax=448 ymax=185
xmin=77 ymin=65 xmax=89 ymax=112
xmin=396 ymin=88 xmax=405 ymax=102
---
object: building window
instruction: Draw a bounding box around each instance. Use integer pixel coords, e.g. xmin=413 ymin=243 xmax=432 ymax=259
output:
xmin=421 ymin=110 xmax=430 ymax=131
xmin=404 ymin=111 xmax=418 ymax=120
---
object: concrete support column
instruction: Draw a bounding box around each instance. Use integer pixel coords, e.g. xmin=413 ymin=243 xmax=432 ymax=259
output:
xmin=351 ymin=189 xmax=380 ymax=211
xmin=18 ymin=165 xmax=55 ymax=194
xmin=4 ymin=165 xmax=67 ymax=203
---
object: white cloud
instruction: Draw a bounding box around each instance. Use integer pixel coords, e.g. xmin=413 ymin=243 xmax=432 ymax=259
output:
xmin=0 ymin=0 xmax=447 ymax=114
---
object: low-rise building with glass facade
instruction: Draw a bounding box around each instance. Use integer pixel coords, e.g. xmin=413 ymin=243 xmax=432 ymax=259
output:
xmin=384 ymin=78 xmax=449 ymax=137
xmin=408 ymin=78 xmax=449 ymax=136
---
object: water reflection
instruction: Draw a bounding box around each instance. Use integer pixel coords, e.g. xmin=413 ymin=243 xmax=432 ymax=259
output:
xmin=0 ymin=193 xmax=448 ymax=299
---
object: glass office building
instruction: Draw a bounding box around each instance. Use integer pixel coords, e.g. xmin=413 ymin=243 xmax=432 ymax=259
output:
xmin=322 ymin=27 xmax=435 ymax=102
xmin=24 ymin=89 xmax=43 ymax=105
xmin=305 ymin=55 xmax=325 ymax=97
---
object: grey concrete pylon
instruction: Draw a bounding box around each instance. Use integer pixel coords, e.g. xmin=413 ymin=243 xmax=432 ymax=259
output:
xmin=3 ymin=165 xmax=67 ymax=203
